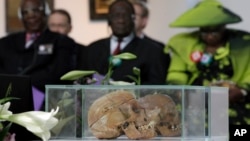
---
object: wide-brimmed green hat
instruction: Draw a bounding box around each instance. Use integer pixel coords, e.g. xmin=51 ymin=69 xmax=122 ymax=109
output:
xmin=170 ymin=0 xmax=242 ymax=28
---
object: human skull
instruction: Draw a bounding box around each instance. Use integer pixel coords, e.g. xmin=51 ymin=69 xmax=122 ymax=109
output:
xmin=120 ymin=100 xmax=160 ymax=139
xmin=88 ymin=90 xmax=137 ymax=139
xmin=88 ymin=91 xmax=181 ymax=139
xmin=138 ymin=94 xmax=181 ymax=137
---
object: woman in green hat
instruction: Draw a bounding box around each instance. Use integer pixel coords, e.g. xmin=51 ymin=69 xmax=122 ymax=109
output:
xmin=165 ymin=0 xmax=250 ymax=126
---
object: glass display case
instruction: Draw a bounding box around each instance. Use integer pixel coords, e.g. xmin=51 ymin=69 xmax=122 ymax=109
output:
xmin=46 ymin=85 xmax=228 ymax=141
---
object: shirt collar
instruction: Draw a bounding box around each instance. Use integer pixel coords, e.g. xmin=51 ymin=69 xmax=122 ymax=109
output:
xmin=138 ymin=33 xmax=145 ymax=39
xmin=110 ymin=33 xmax=135 ymax=54
xmin=26 ymin=32 xmax=40 ymax=41
xmin=111 ymin=33 xmax=134 ymax=43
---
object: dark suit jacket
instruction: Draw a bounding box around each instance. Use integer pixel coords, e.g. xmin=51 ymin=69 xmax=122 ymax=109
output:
xmin=75 ymin=42 xmax=87 ymax=69
xmin=0 ymin=29 xmax=76 ymax=92
xmin=80 ymin=36 xmax=168 ymax=84
xmin=143 ymin=35 xmax=170 ymax=69
xmin=144 ymin=35 xmax=165 ymax=48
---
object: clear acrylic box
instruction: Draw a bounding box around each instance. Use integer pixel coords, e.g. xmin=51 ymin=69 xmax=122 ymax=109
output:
xmin=46 ymin=85 xmax=228 ymax=141
xmin=45 ymin=86 xmax=82 ymax=139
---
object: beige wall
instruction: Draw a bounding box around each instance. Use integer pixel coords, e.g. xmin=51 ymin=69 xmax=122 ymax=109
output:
xmin=0 ymin=0 xmax=250 ymax=45
xmin=0 ymin=0 xmax=5 ymax=38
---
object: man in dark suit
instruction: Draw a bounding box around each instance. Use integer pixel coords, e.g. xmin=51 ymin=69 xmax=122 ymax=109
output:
xmin=0 ymin=0 xmax=75 ymax=140
xmin=79 ymin=0 xmax=168 ymax=84
xmin=0 ymin=0 xmax=76 ymax=93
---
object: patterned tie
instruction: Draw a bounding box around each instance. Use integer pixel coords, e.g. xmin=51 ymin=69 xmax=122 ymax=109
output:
xmin=25 ymin=33 xmax=39 ymax=48
xmin=113 ymin=38 xmax=123 ymax=55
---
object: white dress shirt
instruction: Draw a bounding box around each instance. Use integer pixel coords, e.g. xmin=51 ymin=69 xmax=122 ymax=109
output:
xmin=110 ymin=33 xmax=134 ymax=55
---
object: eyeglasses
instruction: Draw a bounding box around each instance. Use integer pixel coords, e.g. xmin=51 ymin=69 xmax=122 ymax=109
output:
xmin=21 ymin=6 xmax=44 ymax=16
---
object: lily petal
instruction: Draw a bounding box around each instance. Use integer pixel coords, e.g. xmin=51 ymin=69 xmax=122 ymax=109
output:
xmin=0 ymin=102 xmax=12 ymax=120
xmin=8 ymin=107 xmax=59 ymax=141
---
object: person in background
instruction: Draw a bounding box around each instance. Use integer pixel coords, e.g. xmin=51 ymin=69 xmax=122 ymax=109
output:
xmin=131 ymin=0 xmax=170 ymax=69
xmin=130 ymin=0 xmax=165 ymax=48
xmin=47 ymin=8 xmax=86 ymax=69
xmin=0 ymin=0 xmax=76 ymax=108
xmin=0 ymin=1 xmax=76 ymax=140
xmin=48 ymin=9 xmax=72 ymax=35
xmin=165 ymin=0 xmax=250 ymax=130
xmin=79 ymin=0 xmax=168 ymax=84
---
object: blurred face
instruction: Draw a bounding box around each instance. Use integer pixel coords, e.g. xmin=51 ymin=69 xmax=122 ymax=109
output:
xmin=20 ymin=0 xmax=46 ymax=33
xmin=109 ymin=1 xmax=134 ymax=38
xmin=48 ymin=13 xmax=72 ymax=35
xmin=133 ymin=4 xmax=147 ymax=35
xmin=200 ymin=26 xmax=225 ymax=46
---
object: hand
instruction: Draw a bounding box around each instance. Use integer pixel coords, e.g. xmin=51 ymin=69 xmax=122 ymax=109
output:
xmin=4 ymin=133 xmax=15 ymax=141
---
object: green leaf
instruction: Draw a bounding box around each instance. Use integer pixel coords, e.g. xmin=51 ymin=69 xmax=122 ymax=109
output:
xmin=60 ymin=70 xmax=96 ymax=81
xmin=5 ymin=83 xmax=12 ymax=97
xmin=133 ymin=67 xmax=140 ymax=76
xmin=102 ymin=70 xmax=114 ymax=85
xmin=126 ymin=75 xmax=137 ymax=83
xmin=57 ymin=99 xmax=74 ymax=107
xmin=51 ymin=115 xmax=75 ymax=136
xmin=0 ymin=123 xmax=12 ymax=141
xmin=113 ymin=52 xmax=137 ymax=60
xmin=0 ymin=97 xmax=20 ymax=104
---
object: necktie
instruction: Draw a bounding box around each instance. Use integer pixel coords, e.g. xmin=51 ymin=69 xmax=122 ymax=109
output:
xmin=25 ymin=33 xmax=38 ymax=48
xmin=113 ymin=38 xmax=123 ymax=55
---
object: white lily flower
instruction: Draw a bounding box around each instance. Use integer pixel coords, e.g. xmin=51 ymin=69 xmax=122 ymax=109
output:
xmin=8 ymin=107 xmax=59 ymax=141
xmin=109 ymin=80 xmax=135 ymax=85
xmin=0 ymin=102 xmax=13 ymax=120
